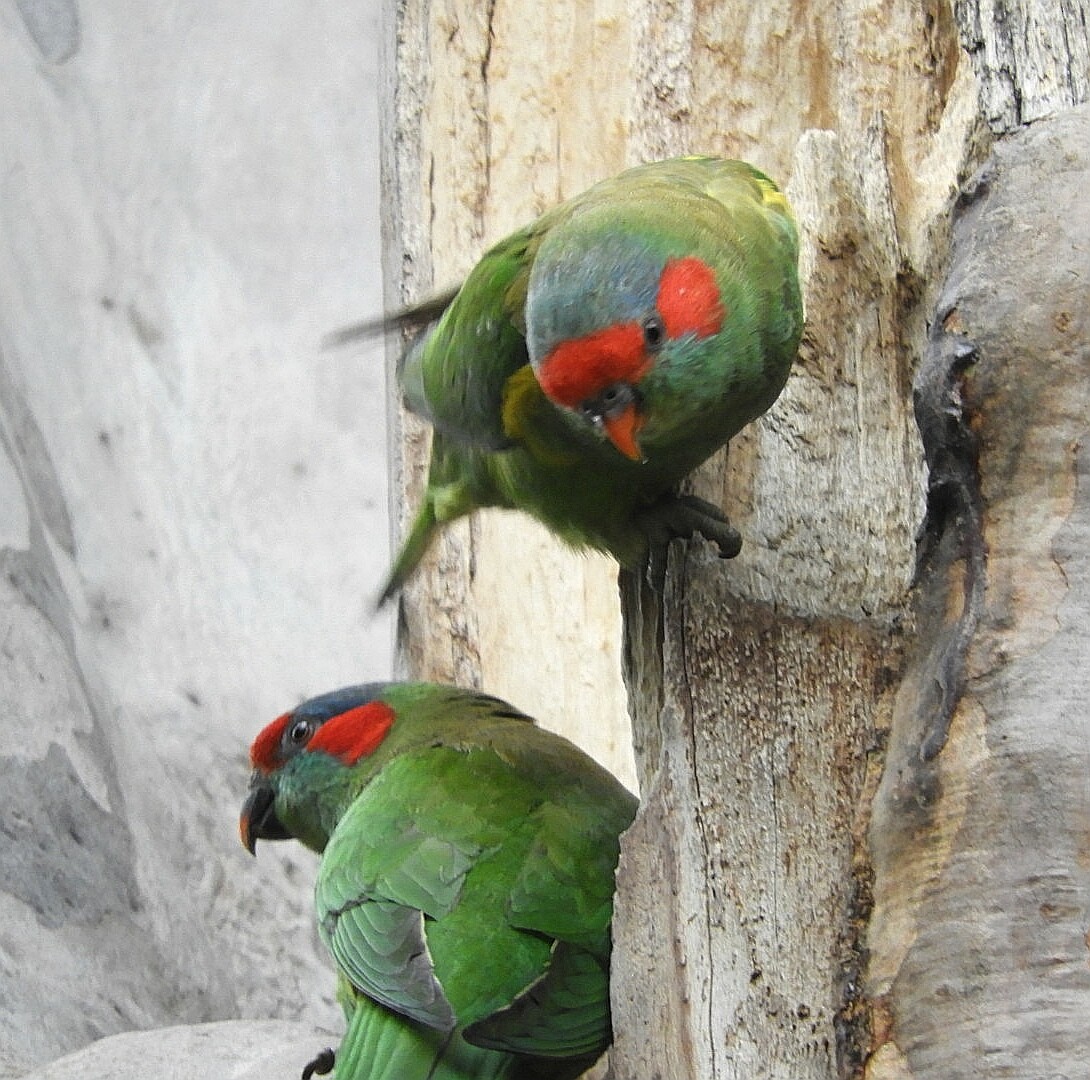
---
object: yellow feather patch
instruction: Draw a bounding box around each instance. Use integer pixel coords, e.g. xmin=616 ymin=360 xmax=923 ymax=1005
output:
xmin=501 ymin=366 xmax=581 ymax=467
xmin=752 ymin=174 xmax=794 ymax=222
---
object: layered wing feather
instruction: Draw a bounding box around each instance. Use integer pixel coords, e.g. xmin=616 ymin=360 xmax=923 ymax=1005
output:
xmin=399 ymin=230 xmax=539 ymax=449
xmin=314 ymin=738 xmax=635 ymax=1063
xmin=317 ymin=827 xmax=478 ymax=1029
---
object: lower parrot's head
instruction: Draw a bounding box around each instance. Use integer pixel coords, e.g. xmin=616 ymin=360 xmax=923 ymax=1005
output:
xmin=526 ymin=209 xmax=727 ymax=462
xmin=240 ymin=683 xmax=397 ymax=855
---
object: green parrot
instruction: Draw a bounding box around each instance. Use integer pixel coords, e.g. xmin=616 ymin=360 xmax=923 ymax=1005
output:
xmin=240 ymin=682 xmax=638 ymax=1080
xmin=335 ymin=156 xmax=802 ymax=605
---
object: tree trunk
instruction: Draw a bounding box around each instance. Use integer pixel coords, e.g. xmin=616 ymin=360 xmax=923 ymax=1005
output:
xmin=378 ymin=0 xmax=640 ymax=785
xmin=863 ymin=105 xmax=1090 ymax=1078
xmin=384 ymin=1 xmax=1090 ymax=1076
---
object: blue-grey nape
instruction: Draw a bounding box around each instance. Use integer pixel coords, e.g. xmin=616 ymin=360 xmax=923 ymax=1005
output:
xmin=294 ymin=683 xmax=393 ymax=721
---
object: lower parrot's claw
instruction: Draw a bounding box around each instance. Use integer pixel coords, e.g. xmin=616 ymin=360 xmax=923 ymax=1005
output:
xmin=302 ymin=1047 xmax=335 ymax=1080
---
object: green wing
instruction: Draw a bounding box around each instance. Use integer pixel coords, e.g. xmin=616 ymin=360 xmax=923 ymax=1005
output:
xmin=315 ymin=746 xmax=552 ymax=1029
xmin=399 ymin=228 xmax=540 ymax=450
xmin=314 ymin=741 xmax=635 ymax=1062
xmin=461 ymin=782 xmax=635 ymax=1059
xmin=317 ymin=824 xmax=475 ymax=1030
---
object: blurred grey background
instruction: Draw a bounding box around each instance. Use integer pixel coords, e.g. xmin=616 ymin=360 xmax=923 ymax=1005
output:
xmin=0 ymin=2 xmax=391 ymax=1074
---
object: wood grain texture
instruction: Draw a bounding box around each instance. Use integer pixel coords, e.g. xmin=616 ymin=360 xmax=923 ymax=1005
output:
xmin=954 ymin=0 xmax=1090 ymax=131
xmin=384 ymin=0 xmax=1090 ymax=1075
xmin=613 ymin=551 xmax=895 ymax=1078
xmin=381 ymin=0 xmax=638 ymax=785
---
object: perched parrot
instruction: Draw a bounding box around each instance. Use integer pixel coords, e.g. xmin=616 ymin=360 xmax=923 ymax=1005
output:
xmin=332 ymin=156 xmax=802 ymax=605
xmin=240 ymin=682 xmax=638 ymax=1080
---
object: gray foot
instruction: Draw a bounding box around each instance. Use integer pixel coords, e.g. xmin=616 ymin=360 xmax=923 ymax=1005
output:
xmin=637 ymin=493 xmax=742 ymax=558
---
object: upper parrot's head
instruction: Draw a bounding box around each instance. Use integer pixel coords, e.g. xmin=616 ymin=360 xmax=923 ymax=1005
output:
xmin=526 ymin=205 xmax=728 ymax=462
xmin=240 ymin=683 xmax=397 ymax=855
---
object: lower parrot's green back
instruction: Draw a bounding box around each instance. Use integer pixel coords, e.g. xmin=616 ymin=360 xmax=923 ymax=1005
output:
xmin=306 ymin=684 xmax=638 ymax=1079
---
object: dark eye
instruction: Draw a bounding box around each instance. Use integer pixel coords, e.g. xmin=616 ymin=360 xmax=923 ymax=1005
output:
xmin=642 ymin=314 xmax=665 ymax=352
xmin=288 ymin=718 xmax=313 ymax=745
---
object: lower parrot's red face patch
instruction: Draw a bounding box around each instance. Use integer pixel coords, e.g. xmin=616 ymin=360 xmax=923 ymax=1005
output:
xmin=249 ymin=701 xmax=396 ymax=772
xmin=250 ymin=713 xmax=291 ymax=773
xmin=309 ymin=702 xmax=396 ymax=765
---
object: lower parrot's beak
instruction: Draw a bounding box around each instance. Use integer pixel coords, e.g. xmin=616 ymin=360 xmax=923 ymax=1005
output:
xmin=603 ymin=403 xmax=645 ymax=462
xmin=240 ymin=780 xmax=291 ymax=854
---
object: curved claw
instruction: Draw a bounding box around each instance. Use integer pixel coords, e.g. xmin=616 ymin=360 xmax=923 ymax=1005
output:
xmin=301 ymin=1047 xmax=336 ymax=1080
xmin=637 ymin=493 xmax=742 ymax=563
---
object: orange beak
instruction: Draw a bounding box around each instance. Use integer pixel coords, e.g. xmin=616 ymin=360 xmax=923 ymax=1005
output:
xmin=603 ymin=404 xmax=645 ymax=462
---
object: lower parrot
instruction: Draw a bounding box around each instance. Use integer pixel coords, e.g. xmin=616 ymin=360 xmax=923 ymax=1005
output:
xmin=240 ymin=682 xmax=638 ymax=1080
xmin=333 ymin=156 xmax=802 ymax=605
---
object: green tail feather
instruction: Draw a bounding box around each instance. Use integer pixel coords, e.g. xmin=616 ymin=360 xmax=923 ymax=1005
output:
xmin=322 ymin=285 xmax=461 ymax=350
xmin=375 ymin=463 xmax=481 ymax=608
xmin=375 ymin=501 xmax=440 ymax=610
xmin=333 ymin=994 xmax=517 ymax=1080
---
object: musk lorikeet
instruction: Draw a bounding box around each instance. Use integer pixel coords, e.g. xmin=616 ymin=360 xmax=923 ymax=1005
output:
xmin=333 ymin=156 xmax=802 ymax=605
xmin=241 ymin=682 xmax=638 ymax=1080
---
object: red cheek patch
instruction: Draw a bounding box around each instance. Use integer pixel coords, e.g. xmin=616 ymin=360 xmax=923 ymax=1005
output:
xmin=657 ymin=257 xmax=725 ymax=339
xmin=537 ymin=322 xmax=647 ymax=409
xmin=309 ymin=702 xmax=396 ymax=765
xmin=250 ymin=713 xmax=291 ymax=773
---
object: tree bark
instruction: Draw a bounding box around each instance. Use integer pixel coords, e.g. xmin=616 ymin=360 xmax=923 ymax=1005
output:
xmin=384 ymin=0 xmax=1090 ymax=1076
xmin=379 ymin=0 xmax=640 ymax=785
xmin=865 ymin=104 xmax=1090 ymax=1079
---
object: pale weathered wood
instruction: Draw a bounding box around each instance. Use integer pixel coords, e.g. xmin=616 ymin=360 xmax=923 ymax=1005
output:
xmin=613 ymin=556 xmax=897 ymax=1079
xmin=611 ymin=4 xmax=977 ymax=1067
xmin=954 ymin=0 xmax=1090 ymax=132
xmin=610 ymin=117 xmax=932 ymax=1079
xmin=380 ymin=0 xmax=639 ymax=785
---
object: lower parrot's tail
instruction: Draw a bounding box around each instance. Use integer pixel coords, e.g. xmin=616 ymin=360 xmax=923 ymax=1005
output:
xmin=332 ymin=994 xmax=517 ymax=1080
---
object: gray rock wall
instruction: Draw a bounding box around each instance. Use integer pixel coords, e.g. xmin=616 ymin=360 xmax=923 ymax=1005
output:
xmin=0 ymin=3 xmax=389 ymax=1075
xmin=20 ymin=1022 xmax=337 ymax=1080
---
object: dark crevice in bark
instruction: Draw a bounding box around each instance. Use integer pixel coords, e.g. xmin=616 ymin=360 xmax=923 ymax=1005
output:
xmin=833 ymin=852 xmax=877 ymax=1078
xmin=910 ymin=179 xmax=988 ymax=759
xmin=618 ymin=563 xmax=666 ymax=794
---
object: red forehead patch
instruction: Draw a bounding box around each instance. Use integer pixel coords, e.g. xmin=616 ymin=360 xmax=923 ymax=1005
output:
xmin=537 ymin=322 xmax=647 ymax=409
xmin=309 ymin=701 xmax=396 ymax=765
xmin=656 ymin=257 xmax=725 ymax=339
xmin=250 ymin=712 xmax=291 ymax=773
